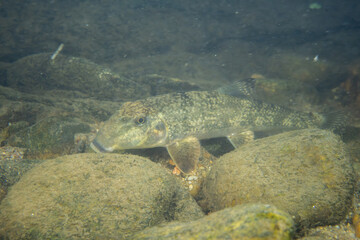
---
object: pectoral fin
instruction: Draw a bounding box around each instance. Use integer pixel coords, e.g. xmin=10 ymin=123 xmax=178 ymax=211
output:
xmin=166 ymin=137 xmax=200 ymax=174
xmin=227 ymin=130 xmax=254 ymax=148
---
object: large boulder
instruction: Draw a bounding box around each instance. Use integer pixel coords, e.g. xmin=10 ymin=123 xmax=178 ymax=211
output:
xmin=199 ymin=129 xmax=355 ymax=230
xmin=0 ymin=153 xmax=204 ymax=239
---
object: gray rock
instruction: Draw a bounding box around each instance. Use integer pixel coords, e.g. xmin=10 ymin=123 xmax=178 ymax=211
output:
xmin=0 ymin=85 xmax=119 ymax=126
xmin=0 ymin=153 xmax=204 ymax=239
xmin=5 ymin=53 xmax=147 ymax=101
xmin=0 ymin=85 xmax=121 ymax=158
xmin=199 ymin=129 xmax=355 ymax=230
xmin=4 ymin=53 xmax=199 ymax=102
xmin=131 ymin=203 xmax=295 ymax=240
xmin=0 ymin=146 xmax=41 ymax=202
xmin=7 ymin=116 xmax=91 ymax=158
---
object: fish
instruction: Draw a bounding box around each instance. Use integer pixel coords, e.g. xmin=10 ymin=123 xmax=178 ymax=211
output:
xmin=90 ymin=78 xmax=341 ymax=174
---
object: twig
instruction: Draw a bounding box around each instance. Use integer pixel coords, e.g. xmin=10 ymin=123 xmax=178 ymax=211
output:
xmin=50 ymin=43 xmax=64 ymax=60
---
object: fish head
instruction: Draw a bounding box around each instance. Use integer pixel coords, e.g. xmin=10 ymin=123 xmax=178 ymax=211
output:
xmin=91 ymin=101 xmax=168 ymax=153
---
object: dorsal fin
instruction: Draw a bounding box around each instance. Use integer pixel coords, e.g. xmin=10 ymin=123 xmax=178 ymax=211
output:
xmin=216 ymin=78 xmax=256 ymax=98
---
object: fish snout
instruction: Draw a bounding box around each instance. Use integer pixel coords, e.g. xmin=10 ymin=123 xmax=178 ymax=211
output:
xmin=90 ymin=140 xmax=113 ymax=153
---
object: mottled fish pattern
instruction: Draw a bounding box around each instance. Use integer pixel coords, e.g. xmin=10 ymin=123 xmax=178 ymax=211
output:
xmin=90 ymin=79 xmax=331 ymax=174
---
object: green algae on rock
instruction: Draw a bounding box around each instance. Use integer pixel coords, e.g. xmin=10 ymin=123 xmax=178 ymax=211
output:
xmin=0 ymin=153 xmax=204 ymax=239
xmin=199 ymin=129 xmax=355 ymax=230
xmin=131 ymin=203 xmax=295 ymax=240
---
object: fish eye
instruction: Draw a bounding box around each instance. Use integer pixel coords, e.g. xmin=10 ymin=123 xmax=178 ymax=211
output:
xmin=135 ymin=116 xmax=147 ymax=125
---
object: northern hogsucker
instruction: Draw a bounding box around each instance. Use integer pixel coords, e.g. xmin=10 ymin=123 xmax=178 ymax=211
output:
xmin=90 ymin=79 xmax=342 ymax=174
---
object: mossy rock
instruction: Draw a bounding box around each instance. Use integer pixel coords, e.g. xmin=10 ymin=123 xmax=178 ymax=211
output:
xmin=132 ymin=203 xmax=294 ymax=240
xmin=0 ymin=153 xmax=204 ymax=239
xmin=199 ymin=129 xmax=355 ymax=230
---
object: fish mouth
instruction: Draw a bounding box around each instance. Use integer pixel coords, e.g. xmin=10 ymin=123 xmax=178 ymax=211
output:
xmin=90 ymin=140 xmax=113 ymax=153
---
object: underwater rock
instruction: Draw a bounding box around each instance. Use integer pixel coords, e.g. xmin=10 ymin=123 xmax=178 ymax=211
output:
xmin=0 ymin=146 xmax=40 ymax=202
xmin=254 ymin=77 xmax=320 ymax=109
xmin=0 ymin=153 xmax=204 ymax=239
xmin=5 ymin=53 xmax=148 ymax=101
xmin=199 ymin=129 xmax=355 ymax=230
xmin=4 ymin=53 xmax=199 ymax=102
xmin=0 ymin=85 xmax=121 ymax=159
xmin=131 ymin=203 xmax=294 ymax=240
xmin=264 ymin=52 xmax=348 ymax=89
xmin=0 ymin=85 xmax=119 ymax=127
xmin=7 ymin=116 xmax=91 ymax=159
xmin=299 ymin=223 xmax=357 ymax=240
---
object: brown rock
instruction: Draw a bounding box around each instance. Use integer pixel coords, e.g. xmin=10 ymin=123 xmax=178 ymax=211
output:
xmin=200 ymin=129 xmax=355 ymax=230
xmin=0 ymin=153 xmax=204 ymax=239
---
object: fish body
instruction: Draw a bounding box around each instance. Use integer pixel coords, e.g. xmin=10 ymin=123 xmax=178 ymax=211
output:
xmin=91 ymin=82 xmax=327 ymax=174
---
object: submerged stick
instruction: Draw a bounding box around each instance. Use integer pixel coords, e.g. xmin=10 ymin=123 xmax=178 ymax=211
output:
xmin=50 ymin=43 xmax=64 ymax=60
